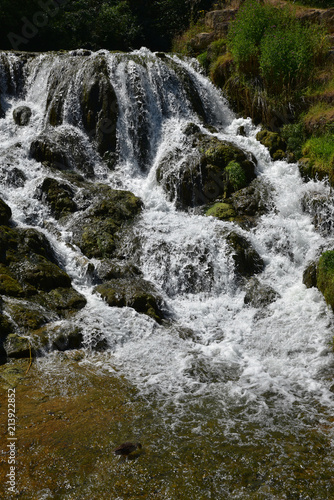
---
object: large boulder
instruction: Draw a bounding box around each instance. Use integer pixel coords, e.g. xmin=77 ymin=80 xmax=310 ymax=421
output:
xmin=157 ymin=133 xmax=256 ymax=209
xmin=30 ymin=128 xmax=95 ymax=178
xmin=94 ymin=277 xmax=166 ymax=323
xmin=71 ymin=185 xmax=143 ymax=259
xmin=226 ymin=231 xmax=264 ymax=278
xmin=244 ymin=277 xmax=280 ymax=308
xmin=256 ymin=130 xmax=287 ymax=159
xmin=13 ymin=105 xmax=32 ymax=126
xmin=37 ymin=177 xmax=77 ymax=219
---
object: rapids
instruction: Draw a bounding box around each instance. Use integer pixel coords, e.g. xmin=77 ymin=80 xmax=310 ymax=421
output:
xmin=0 ymin=48 xmax=333 ymax=498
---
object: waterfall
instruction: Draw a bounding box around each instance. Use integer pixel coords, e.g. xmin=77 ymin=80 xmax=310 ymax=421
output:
xmin=1 ymin=48 xmax=333 ymax=497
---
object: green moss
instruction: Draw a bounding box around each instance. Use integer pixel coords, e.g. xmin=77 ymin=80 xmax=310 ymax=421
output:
xmin=0 ymin=269 xmax=24 ymax=297
xmin=317 ymin=250 xmax=334 ymax=310
xmin=225 ymin=161 xmax=247 ymax=191
xmin=206 ymin=202 xmax=236 ymax=220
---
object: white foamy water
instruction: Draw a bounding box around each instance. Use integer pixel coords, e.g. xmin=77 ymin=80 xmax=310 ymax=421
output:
xmin=0 ymin=48 xmax=333 ymax=431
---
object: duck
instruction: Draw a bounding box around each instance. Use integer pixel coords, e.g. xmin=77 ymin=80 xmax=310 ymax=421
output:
xmin=113 ymin=442 xmax=142 ymax=456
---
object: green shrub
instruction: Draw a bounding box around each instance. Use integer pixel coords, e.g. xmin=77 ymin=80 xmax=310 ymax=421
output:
xmin=259 ymin=21 xmax=327 ymax=93
xmin=197 ymin=51 xmax=209 ymax=71
xmin=227 ymin=0 xmax=328 ymax=95
xmin=225 ymin=161 xmax=247 ymax=191
xmin=227 ymin=0 xmax=284 ymax=75
xmin=281 ymin=122 xmax=306 ymax=159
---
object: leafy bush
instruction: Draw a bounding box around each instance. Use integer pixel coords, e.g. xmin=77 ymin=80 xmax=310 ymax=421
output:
xmin=259 ymin=21 xmax=327 ymax=93
xmin=281 ymin=122 xmax=306 ymax=159
xmin=227 ymin=0 xmax=328 ymax=95
xmin=227 ymin=0 xmax=284 ymax=75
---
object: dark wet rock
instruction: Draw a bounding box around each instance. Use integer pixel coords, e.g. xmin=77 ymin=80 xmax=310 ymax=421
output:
xmin=244 ymin=277 xmax=280 ymax=308
xmin=36 ymin=288 xmax=87 ymax=317
xmin=0 ymin=198 xmax=12 ymax=225
xmin=227 ymin=231 xmax=264 ymax=278
xmin=6 ymin=301 xmax=52 ymax=332
xmin=183 ymin=122 xmax=201 ymax=136
xmin=0 ymin=226 xmax=86 ymax=335
xmin=231 ymin=178 xmax=274 ymax=217
xmin=96 ymin=259 xmax=142 ymax=282
xmin=81 ymin=56 xmax=118 ymax=156
xmin=95 ymin=277 xmax=166 ymax=323
xmin=157 ymin=133 xmax=256 ymax=208
xmin=30 ymin=129 xmax=95 ymax=178
xmin=71 ymin=185 xmax=143 ymax=259
xmin=13 ymin=105 xmax=32 ymax=126
xmin=256 ymin=130 xmax=287 ymax=159
xmin=4 ymin=167 xmax=26 ymax=188
xmin=4 ymin=334 xmax=31 ymax=359
xmin=303 ymin=262 xmax=317 ymax=289
xmin=51 ymin=327 xmax=84 ymax=352
xmin=38 ymin=177 xmax=77 ymax=219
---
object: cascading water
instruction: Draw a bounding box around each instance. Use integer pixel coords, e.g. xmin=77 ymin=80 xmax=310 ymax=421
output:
xmin=0 ymin=48 xmax=333 ymax=498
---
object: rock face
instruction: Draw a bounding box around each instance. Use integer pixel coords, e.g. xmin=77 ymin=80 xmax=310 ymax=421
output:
xmin=71 ymin=184 xmax=143 ymax=259
xmin=95 ymin=278 xmax=166 ymax=323
xmin=205 ymin=9 xmax=238 ymax=37
xmin=0 ymin=197 xmax=87 ymax=355
xmin=81 ymin=56 xmax=118 ymax=156
xmin=13 ymin=105 xmax=32 ymax=126
xmin=188 ymin=33 xmax=216 ymax=52
xmin=30 ymin=129 xmax=95 ymax=178
xmin=45 ymin=54 xmax=118 ymax=158
xmin=244 ymin=277 xmax=280 ymax=308
xmin=38 ymin=178 xmax=77 ymax=219
xmin=157 ymin=132 xmax=256 ymax=209
xmin=226 ymin=231 xmax=264 ymax=279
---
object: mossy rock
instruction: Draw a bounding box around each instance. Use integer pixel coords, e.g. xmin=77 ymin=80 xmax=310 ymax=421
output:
xmin=95 ymin=278 xmax=166 ymax=323
xmin=157 ymin=133 xmax=256 ymax=208
xmin=0 ymin=198 xmax=12 ymax=225
xmin=36 ymin=288 xmax=87 ymax=317
xmin=227 ymin=231 xmax=264 ymax=278
xmin=256 ymin=130 xmax=287 ymax=159
xmin=5 ymin=301 xmax=51 ymax=332
xmin=230 ymin=178 xmax=274 ymax=223
xmin=38 ymin=177 xmax=77 ymax=219
xmin=316 ymin=251 xmax=334 ymax=310
xmin=96 ymin=259 xmax=142 ymax=282
xmin=14 ymin=258 xmax=71 ymax=292
xmin=206 ymin=202 xmax=236 ymax=220
xmin=244 ymin=277 xmax=280 ymax=308
xmin=72 ymin=186 xmax=143 ymax=259
xmin=0 ymin=268 xmax=24 ymax=297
